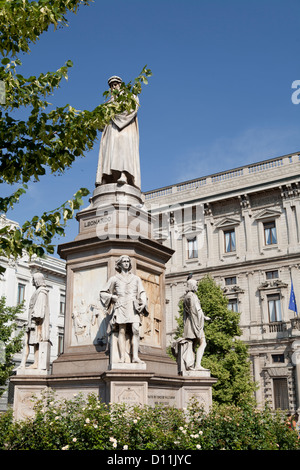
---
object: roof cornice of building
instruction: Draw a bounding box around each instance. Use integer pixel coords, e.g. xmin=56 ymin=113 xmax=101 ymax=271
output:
xmin=143 ymin=151 xmax=300 ymax=206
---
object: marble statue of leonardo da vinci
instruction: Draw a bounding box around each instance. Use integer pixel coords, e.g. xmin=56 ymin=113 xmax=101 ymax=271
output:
xmin=95 ymin=75 xmax=141 ymax=189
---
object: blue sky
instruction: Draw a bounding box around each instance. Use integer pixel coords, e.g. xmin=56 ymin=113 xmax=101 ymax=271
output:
xmin=4 ymin=0 xmax=300 ymax=246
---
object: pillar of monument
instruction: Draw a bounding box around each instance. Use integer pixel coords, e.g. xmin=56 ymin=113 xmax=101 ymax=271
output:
xmin=51 ymin=180 xmax=177 ymax=377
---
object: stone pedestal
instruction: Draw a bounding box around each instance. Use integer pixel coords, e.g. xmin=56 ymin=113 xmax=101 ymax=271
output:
xmin=181 ymin=369 xmax=211 ymax=377
xmin=50 ymin=233 xmax=176 ymax=374
xmin=12 ymin=370 xmax=217 ymax=420
xmin=75 ymin=183 xmax=151 ymax=242
xmin=175 ymin=339 xmax=211 ymax=377
xmin=39 ymin=341 xmax=51 ymax=372
xmin=12 ymin=182 xmax=217 ymax=418
xmin=16 ymin=341 xmax=51 ymax=376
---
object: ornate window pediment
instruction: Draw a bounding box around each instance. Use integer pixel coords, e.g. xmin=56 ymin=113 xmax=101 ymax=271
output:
xmin=215 ymin=217 xmax=240 ymax=228
xmin=259 ymin=280 xmax=288 ymax=290
xmin=258 ymin=279 xmax=288 ymax=302
xmin=223 ymin=285 xmax=244 ymax=294
xmin=254 ymin=208 xmax=281 ymax=221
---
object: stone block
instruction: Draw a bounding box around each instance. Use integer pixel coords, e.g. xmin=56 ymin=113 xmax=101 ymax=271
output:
xmin=110 ymin=381 xmax=148 ymax=405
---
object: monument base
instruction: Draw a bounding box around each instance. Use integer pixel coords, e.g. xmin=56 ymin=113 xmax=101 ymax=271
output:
xmin=180 ymin=368 xmax=211 ymax=377
xmin=15 ymin=341 xmax=51 ymax=376
xmin=11 ymin=369 xmax=217 ymax=420
xmin=109 ymin=362 xmax=147 ymax=371
xmin=15 ymin=368 xmax=50 ymax=376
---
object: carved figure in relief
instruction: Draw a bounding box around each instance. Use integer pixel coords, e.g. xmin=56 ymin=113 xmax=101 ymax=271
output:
xmin=100 ymin=255 xmax=148 ymax=364
xmin=72 ymin=299 xmax=107 ymax=346
xmin=137 ymin=272 xmax=161 ymax=347
xmin=19 ymin=272 xmax=50 ymax=370
xmin=72 ymin=299 xmax=90 ymax=341
xmin=96 ymin=75 xmax=141 ymax=188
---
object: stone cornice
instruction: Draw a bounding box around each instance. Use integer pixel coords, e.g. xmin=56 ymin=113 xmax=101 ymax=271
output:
xmin=165 ymin=253 xmax=300 ymax=283
xmin=144 ymin=153 xmax=300 ymax=209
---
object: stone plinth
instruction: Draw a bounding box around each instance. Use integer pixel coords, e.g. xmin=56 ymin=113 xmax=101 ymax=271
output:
xmin=90 ymin=182 xmax=144 ymax=208
xmin=75 ymin=183 xmax=152 ymax=242
xmin=53 ymin=184 xmax=176 ymax=374
xmin=51 ymin=181 xmax=177 ymax=377
xmin=16 ymin=341 xmax=51 ymax=376
xmin=51 ymin=234 xmax=177 ymax=377
xmin=12 ymin=370 xmax=217 ymax=420
xmin=109 ymin=362 xmax=147 ymax=371
xmin=180 ymin=368 xmax=211 ymax=377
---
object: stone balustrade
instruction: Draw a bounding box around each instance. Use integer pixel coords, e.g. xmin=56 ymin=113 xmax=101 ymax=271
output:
xmin=144 ymin=153 xmax=300 ymax=201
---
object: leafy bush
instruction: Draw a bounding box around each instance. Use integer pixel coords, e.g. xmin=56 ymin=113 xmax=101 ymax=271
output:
xmin=188 ymin=399 xmax=300 ymax=450
xmin=0 ymin=392 xmax=299 ymax=450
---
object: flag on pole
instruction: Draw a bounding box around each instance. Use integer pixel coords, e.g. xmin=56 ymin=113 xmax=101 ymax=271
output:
xmin=289 ymin=279 xmax=298 ymax=316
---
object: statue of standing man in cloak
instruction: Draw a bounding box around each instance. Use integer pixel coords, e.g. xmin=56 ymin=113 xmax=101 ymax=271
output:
xmin=19 ymin=272 xmax=51 ymax=372
xmin=172 ymin=277 xmax=210 ymax=374
xmin=96 ymin=75 xmax=141 ymax=189
xmin=100 ymin=255 xmax=147 ymax=365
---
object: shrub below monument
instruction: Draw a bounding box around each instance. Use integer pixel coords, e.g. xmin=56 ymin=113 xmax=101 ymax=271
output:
xmin=0 ymin=393 xmax=299 ymax=450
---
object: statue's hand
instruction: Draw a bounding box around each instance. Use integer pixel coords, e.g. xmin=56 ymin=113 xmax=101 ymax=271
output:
xmin=204 ymin=316 xmax=211 ymax=321
xmin=136 ymin=303 xmax=146 ymax=313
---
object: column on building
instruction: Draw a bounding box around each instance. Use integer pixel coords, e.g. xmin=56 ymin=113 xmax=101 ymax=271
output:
xmin=239 ymin=194 xmax=253 ymax=259
xmin=293 ymin=198 xmax=300 ymax=244
xmin=252 ymin=353 xmax=264 ymax=407
xmin=282 ymin=200 xmax=298 ymax=249
xmin=246 ymin=271 xmax=259 ymax=332
xmin=281 ymin=184 xmax=300 ymax=252
xmin=204 ymin=203 xmax=214 ymax=267
xmin=292 ymin=340 xmax=300 ymax=411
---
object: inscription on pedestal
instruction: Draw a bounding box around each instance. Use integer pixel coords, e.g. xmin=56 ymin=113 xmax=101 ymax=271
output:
xmin=148 ymin=390 xmax=177 ymax=406
xmin=110 ymin=382 xmax=148 ymax=405
xmin=83 ymin=215 xmax=112 ymax=229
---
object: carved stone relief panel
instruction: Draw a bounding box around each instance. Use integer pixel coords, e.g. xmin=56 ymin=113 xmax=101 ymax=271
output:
xmin=137 ymin=269 xmax=162 ymax=348
xmin=110 ymin=382 xmax=148 ymax=405
xmin=13 ymin=385 xmax=47 ymax=420
xmin=71 ymin=265 xmax=108 ymax=347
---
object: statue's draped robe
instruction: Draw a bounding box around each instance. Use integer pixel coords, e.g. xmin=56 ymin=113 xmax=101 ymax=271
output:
xmin=183 ymin=291 xmax=205 ymax=342
xmin=100 ymin=273 xmax=146 ymax=326
xmin=27 ymin=286 xmax=50 ymax=345
xmin=96 ymin=95 xmax=141 ymax=188
xmin=172 ymin=291 xmax=205 ymax=370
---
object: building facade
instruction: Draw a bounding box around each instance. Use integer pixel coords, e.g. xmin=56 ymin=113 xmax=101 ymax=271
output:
xmin=144 ymin=152 xmax=300 ymax=411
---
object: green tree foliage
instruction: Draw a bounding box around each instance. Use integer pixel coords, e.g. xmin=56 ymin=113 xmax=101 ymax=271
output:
xmin=0 ymin=296 xmax=24 ymax=396
xmin=174 ymin=275 xmax=257 ymax=406
xmin=198 ymin=276 xmax=257 ymax=405
xmin=0 ymin=0 xmax=151 ymax=272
